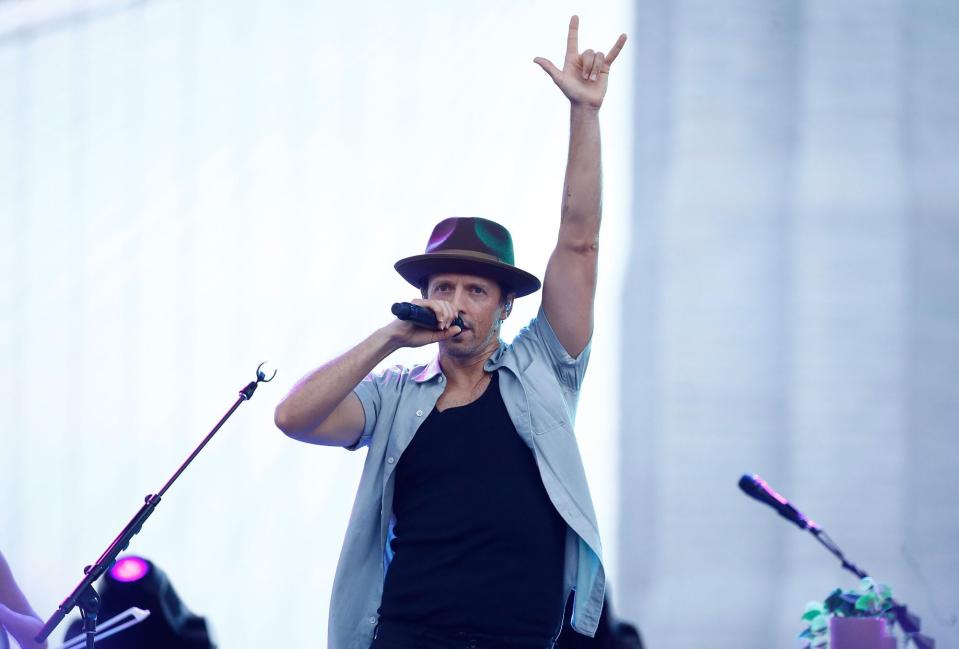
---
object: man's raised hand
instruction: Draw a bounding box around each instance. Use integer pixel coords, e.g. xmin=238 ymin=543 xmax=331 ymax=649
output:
xmin=534 ymin=15 xmax=627 ymax=110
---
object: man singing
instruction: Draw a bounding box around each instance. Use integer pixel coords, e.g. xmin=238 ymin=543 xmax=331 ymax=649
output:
xmin=275 ymin=16 xmax=627 ymax=649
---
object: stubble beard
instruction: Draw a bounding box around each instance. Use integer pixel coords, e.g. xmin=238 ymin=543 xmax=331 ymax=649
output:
xmin=443 ymin=320 xmax=501 ymax=360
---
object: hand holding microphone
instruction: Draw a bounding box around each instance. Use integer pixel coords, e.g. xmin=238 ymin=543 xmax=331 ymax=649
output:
xmin=392 ymin=302 xmax=465 ymax=330
xmin=387 ymin=300 xmax=464 ymax=348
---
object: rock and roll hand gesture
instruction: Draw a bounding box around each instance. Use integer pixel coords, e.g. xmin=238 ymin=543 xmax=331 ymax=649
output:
xmin=534 ymin=15 xmax=627 ymax=110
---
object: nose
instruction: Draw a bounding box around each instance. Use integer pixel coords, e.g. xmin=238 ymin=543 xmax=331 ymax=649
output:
xmin=448 ymin=287 xmax=468 ymax=320
xmin=449 ymin=286 xmax=466 ymax=310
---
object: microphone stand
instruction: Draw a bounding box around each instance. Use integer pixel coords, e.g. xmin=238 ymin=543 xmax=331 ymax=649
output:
xmin=808 ymin=527 xmax=934 ymax=649
xmin=35 ymin=363 xmax=277 ymax=649
xmin=809 ymin=528 xmax=868 ymax=580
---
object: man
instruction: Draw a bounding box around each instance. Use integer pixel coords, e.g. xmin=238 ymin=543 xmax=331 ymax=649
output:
xmin=275 ymin=16 xmax=626 ymax=649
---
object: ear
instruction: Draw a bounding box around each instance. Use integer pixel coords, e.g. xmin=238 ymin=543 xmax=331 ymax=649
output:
xmin=501 ymin=293 xmax=516 ymax=320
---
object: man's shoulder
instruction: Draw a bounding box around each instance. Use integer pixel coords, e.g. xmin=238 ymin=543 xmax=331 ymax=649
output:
xmin=499 ymin=307 xmax=591 ymax=390
xmin=505 ymin=308 xmax=574 ymax=357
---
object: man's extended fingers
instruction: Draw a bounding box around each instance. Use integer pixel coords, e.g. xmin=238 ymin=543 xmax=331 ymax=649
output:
xmin=533 ymin=57 xmax=562 ymax=82
xmin=566 ymin=15 xmax=579 ymax=57
xmin=605 ymin=33 xmax=628 ymax=67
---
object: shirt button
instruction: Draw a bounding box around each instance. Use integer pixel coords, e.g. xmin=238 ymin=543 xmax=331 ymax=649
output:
xmin=387 ymin=456 xmax=395 ymax=464
xmin=369 ymin=616 xmax=376 ymax=625
xmin=438 ymin=376 xmax=445 ymax=383
xmin=415 ymin=409 xmax=423 ymax=417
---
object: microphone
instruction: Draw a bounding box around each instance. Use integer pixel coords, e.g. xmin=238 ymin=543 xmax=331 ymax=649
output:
xmin=391 ymin=302 xmax=465 ymax=330
xmin=738 ymin=474 xmax=819 ymax=532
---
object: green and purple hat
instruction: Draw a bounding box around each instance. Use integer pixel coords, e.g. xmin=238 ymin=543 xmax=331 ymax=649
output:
xmin=394 ymin=217 xmax=541 ymax=298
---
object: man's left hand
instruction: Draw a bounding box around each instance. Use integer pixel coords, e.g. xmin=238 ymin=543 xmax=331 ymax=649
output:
xmin=534 ymin=15 xmax=627 ymax=110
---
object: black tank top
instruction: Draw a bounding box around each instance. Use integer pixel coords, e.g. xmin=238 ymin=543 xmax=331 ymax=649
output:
xmin=378 ymin=371 xmax=568 ymax=640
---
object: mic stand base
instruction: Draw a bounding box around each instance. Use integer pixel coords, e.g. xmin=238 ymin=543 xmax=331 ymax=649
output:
xmin=809 ymin=528 xmax=934 ymax=649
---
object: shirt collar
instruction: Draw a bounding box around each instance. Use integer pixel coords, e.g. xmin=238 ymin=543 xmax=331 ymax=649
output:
xmin=411 ymin=355 xmax=444 ymax=383
xmin=484 ymin=340 xmax=509 ymax=370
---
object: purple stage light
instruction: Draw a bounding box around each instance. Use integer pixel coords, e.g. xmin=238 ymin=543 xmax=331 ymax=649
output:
xmin=110 ymin=556 xmax=150 ymax=583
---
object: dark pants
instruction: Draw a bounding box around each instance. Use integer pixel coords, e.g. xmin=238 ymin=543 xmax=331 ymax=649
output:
xmin=370 ymin=621 xmax=556 ymax=649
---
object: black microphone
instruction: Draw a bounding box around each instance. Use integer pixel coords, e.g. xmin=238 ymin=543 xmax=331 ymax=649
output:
xmin=738 ymin=474 xmax=819 ymax=532
xmin=391 ymin=302 xmax=465 ymax=330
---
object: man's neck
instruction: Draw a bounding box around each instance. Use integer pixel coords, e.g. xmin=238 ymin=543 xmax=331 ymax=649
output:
xmin=438 ymin=341 xmax=500 ymax=388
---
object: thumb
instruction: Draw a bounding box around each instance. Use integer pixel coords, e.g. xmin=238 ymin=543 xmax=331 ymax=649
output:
xmin=444 ymin=324 xmax=463 ymax=339
xmin=427 ymin=325 xmax=462 ymax=344
xmin=443 ymin=325 xmax=464 ymax=341
xmin=533 ymin=57 xmax=562 ymax=82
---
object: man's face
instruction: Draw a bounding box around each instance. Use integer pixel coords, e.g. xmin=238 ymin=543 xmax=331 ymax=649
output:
xmin=425 ymin=272 xmax=513 ymax=358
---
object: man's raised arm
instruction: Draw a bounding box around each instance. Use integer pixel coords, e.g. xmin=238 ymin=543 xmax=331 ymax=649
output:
xmin=534 ymin=16 xmax=627 ymax=358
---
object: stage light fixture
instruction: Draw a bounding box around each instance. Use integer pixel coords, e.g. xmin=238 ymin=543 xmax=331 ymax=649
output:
xmin=64 ymin=555 xmax=215 ymax=648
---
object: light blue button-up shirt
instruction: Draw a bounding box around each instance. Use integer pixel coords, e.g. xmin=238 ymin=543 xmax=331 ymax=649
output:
xmin=328 ymin=307 xmax=605 ymax=649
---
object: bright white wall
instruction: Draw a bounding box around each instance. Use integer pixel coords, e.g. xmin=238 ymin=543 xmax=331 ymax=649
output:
xmin=0 ymin=1 xmax=632 ymax=647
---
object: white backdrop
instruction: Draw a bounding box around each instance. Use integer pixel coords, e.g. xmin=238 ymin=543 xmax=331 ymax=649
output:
xmin=0 ymin=1 xmax=632 ymax=647
xmin=8 ymin=2 xmax=957 ymax=649
xmin=620 ymin=1 xmax=959 ymax=648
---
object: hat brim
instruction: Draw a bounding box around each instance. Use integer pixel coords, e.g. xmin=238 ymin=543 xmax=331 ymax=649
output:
xmin=394 ymin=253 xmax=541 ymax=298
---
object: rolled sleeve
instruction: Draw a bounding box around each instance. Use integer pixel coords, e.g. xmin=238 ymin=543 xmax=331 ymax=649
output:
xmin=347 ymin=378 xmax=380 ymax=451
xmin=524 ymin=305 xmax=592 ymax=391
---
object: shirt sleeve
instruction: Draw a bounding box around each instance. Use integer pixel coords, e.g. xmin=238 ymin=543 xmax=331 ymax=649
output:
xmin=346 ymin=375 xmax=381 ymax=451
xmin=346 ymin=364 xmax=410 ymax=451
xmin=518 ymin=305 xmax=592 ymax=392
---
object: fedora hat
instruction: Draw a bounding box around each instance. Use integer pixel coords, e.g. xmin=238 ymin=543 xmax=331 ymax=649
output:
xmin=394 ymin=217 xmax=541 ymax=298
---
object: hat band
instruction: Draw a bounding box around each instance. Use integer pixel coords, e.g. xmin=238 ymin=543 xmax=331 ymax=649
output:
xmin=422 ymin=248 xmax=511 ymax=265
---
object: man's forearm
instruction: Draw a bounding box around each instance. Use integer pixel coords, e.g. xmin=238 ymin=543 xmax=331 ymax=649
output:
xmin=560 ymin=105 xmax=602 ymax=244
xmin=274 ymin=327 xmax=397 ymax=438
